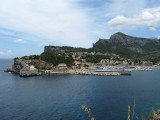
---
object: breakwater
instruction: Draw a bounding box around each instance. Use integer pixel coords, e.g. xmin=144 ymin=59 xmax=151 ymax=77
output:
xmin=44 ymin=70 xmax=131 ymax=76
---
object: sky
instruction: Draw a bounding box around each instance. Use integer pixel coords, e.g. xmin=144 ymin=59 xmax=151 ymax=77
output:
xmin=0 ymin=0 xmax=160 ymax=58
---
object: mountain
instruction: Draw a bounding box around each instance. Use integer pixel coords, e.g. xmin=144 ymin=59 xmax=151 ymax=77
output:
xmin=43 ymin=46 xmax=88 ymax=55
xmin=43 ymin=32 xmax=160 ymax=60
xmin=93 ymin=32 xmax=160 ymax=57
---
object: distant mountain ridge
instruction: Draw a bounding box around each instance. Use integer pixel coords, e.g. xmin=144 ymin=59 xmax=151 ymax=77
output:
xmin=93 ymin=32 xmax=160 ymax=57
xmin=43 ymin=32 xmax=160 ymax=58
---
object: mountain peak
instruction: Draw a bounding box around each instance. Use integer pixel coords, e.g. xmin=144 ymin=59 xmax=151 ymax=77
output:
xmin=93 ymin=32 xmax=160 ymax=55
xmin=109 ymin=32 xmax=128 ymax=44
xmin=114 ymin=32 xmax=126 ymax=35
xmin=110 ymin=32 xmax=127 ymax=38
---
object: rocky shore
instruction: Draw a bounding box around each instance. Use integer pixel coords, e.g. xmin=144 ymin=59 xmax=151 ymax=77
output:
xmin=4 ymin=59 xmax=41 ymax=77
xmin=44 ymin=69 xmax=131 ymax=76
xmin=5 ymin=58 xmax=131 ymax=77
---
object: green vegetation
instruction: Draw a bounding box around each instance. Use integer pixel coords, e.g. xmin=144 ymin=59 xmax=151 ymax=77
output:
xmin=19 ymin=32 xmax=160 ymax=66
xmin=49 ymin=45 xmax=96 ymax=53
xmin=93 ymin=40 xmax=140 ymax=58
xmin=131 ymin=51 xmax=160 ymax=65
xmin=81 ymin=55 xmax=110 ymax=63
xmin=20 ymin=53 xmax=74 ymax=67
xmin=41 ymin=66 xmax=46 ymax=70
xmin=40 ymin=54 xmax=74 ymax=66
xmin=92 ymin=32 xmax=160 ymax=61
xmin=21 ymin=55 xmax=40 ymax=60
xmin=50 ymin=46 xmax=89 ymax=52
xmin=84 ymin=64 xmax=89 ymax=67
xmin=40 ymin=67 xmax=51 ymax=70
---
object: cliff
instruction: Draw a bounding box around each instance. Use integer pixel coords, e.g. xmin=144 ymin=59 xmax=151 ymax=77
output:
xmin=5 ymin=59 xmax=41 ymax=77
xmin=42 ymin=33 xmax=160 ymax=58
xmin=93 ymin=32 xmax=160 ymax=56
xmin=42 ymin=46 xmax=89 ymax=55
xmin=43 ymin=46 xmax=65 ymax=55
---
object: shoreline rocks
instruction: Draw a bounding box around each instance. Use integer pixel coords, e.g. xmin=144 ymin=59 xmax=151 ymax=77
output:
xmin=19 ymin=66 xmax=41 ymax=77
xmin=5 ymin=58 xmax=131 ymax=77
xmin=4 ymin=68 xmax=13 ymax=72
xmin=5 ymin=59 xmax=41 ymax=77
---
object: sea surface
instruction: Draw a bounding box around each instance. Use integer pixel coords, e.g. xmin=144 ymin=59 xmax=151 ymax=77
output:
xmin=0 ymin=59 xmax=160 ymax=120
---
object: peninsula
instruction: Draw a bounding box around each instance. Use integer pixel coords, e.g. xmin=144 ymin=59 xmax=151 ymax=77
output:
xmin=5 ymin=32 xmax=160 ymax=77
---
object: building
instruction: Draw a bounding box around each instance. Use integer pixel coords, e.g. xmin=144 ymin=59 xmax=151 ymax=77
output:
xmin=81 ymin=59 xmax=86 ymax=62
xmin=100 ymin=59 xmax=107 ymax=66
xmin=75 ymin=61 xmax=81 ymax=65
xmin=57 ymin=63 xmax=68 ymax=70
xmin=142 ymin=61 xmax=153 ymax=66
xmin=30 ymin=65 xmax=36 ymax=70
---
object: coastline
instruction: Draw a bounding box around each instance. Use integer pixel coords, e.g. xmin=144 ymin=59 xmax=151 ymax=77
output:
xmin=4 ymin=58 xmax=160 ymax=77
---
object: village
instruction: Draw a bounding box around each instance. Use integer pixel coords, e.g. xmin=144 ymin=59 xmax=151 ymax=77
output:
xmin=16 ymin=50 xmax=159 ymax=77
xmin=43 ymin=51 xmax=157 ymax=76
xmin=5 ymin=45 xmax=160 ymax=77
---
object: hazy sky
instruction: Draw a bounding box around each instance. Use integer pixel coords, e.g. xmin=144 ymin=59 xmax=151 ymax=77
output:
xmin=0 ymin=0 xmax=160 ymax=58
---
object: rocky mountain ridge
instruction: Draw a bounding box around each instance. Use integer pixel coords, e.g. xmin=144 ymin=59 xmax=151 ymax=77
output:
xmin=93 ymin=32 xmax=160 ymax=56
xmin=44 ymin=32 xmax=160 ymax=57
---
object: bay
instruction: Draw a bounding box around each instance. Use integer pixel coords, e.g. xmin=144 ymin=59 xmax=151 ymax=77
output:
xmin=0 ymin=59 xmax=160 ymax=120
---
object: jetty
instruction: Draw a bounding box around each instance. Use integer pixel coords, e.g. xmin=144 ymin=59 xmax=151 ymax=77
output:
xmin=44 ymin=69 xmax=131 ymax=76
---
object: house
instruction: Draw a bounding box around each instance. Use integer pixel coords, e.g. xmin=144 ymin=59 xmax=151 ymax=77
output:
xmin=100 ymin=59 xmax=107 ymax=66
xmin=75 ymin=61 xmax=81 ymax=65
xmin=123 ymin=61 xmax=128 ymax=65
xmin=30 ymin=65 xmax=36 ymax=70
xmin=96 ymin=52 xmax=104 ymax=55
xmin=57 ymin=63 xmax=68 ymax=70
xmin=90 ymin=52 xmax=95 ymax=55
xmin=142 ymin=61 xmax=153 ymax=66
xmin=81 ymin=59 xmax=86 ymax=62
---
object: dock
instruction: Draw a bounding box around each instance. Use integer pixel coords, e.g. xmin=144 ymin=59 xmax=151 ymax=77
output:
xmin=44 ymin=69 xmax=131 ymax=76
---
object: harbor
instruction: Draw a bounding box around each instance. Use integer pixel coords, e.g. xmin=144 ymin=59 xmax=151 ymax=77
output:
xmin=43 ymin=65 xmax=157 ymax=76
xmin=5 ymin=58 xmax=159 ymax=77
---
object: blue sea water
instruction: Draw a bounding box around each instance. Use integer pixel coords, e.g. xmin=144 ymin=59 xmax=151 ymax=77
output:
xmin=0 ymin=59 xmax=160 ymax=120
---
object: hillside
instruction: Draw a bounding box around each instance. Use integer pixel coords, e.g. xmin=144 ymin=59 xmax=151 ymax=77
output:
xmin=93 ymin=32 xmax=160 ymax=57
xmin=43 ymin=32 xmax=160 ymax=58
xmin=38 ymin=32 xmax=160 ymax=64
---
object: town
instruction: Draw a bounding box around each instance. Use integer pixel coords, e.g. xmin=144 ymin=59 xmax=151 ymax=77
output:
xmin=5 ymin=45 xmax=160 ymax=77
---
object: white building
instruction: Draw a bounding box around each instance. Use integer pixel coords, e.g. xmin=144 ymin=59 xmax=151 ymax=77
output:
xmin=30 ymin=65 xmax=36 ymax=70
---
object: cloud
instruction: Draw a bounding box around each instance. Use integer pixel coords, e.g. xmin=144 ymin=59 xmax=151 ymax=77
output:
xmin=0 ymin=29 xmax=15 ymax=35
xmin=107 ymin=7 xmax=160 ymax=30
xmin=105 ymin=0 xmax=147 ymax=18
xmin=0 ymin=50 xmax=12 ymax=55
xmin=149 ymin=27 xmax=157 ymax=31
xmin=14 ymin=39 xmax=26 ymax=44
xmin=0 ymin=0 xmax=94 ymax=48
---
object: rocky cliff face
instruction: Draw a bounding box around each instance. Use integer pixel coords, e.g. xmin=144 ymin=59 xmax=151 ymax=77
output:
xmin=12 ymin=59 xmax=26 ymax=73
xmin=27 ymin=59 xmax=53 ymax=70
xmin=93 ymin=32 xmax=160 ymax=55
xmin=20 ymin=66 xmax=40 ymax=77
xmin=5 ymin=59 xmax=40 ymax=77
xmin=109 ymin=32 xmax=159 ymax=46
xmin=43 ymin=46 xmax=65 ymax=55
xmin=42 ymin=33 xmax=160 ymax=57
